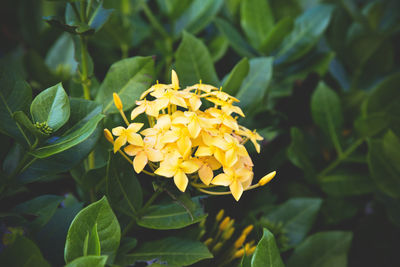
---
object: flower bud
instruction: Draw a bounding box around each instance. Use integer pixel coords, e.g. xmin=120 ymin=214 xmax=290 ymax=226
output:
xmin=203 ymin=238 xmax=213 ymax=247
xmin=219 ymin=216 xmax=230 ymax=231
xmin=171 ymin=69 xmax=179 ymax=90
xmin=233 ymin=248 xmax=245 ymax=258
xmin=216 ymin=209 xmax=225 ymax=222
xmin=258 ymin=171 xmax=276 ymax=186
xmin=103 ymin=129 xmax=114 ymax=143
xmin=113 ymin=92 xmax=123 ymax=110
xmin=242 ymin=225 xmax=254 ymax=236
xmin=234 ymin=234 xmax=247 ymax=248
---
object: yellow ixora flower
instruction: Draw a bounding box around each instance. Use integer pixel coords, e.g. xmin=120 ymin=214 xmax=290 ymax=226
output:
xmin=105 ymin=70 xmax=277 ymax=201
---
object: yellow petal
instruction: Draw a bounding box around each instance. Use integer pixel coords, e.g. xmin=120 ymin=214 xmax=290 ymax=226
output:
xmin=195 ymin=146 xmax=213 ymax=157
xmin=188 ymin=120 xmax=201 ymax=139
xmin=198 ymin=164 xmax=213 ymax=185
xmin=127 ymin=123 xmax=144 ymax=133
xmin=161 ymin=131 xmax=179 ymax=143
xmin=113 ymin=136 xmax=127 ymax=153
xmin=225 ymin=148 xmax=238 ymax=168
xmin=133 ymin=151 xmax=148 ymax=173
xmin=146 ymin=148 xmax=163 ymax=162
xmin=154 ymin=165 xmax=176 ymax=177
xmin=112 ymin=126 xmax=125 ymax=136
xmin=130 ymin=105 xmax=146 ymax=120
xmin=174 ymin=170 xmax=188 ymax=192
xmin=124 ymin=145 xmax=142 ymax=156
xmin=171 ymin=95 xmax=187 ymax=108
xmin=214 ymin=149 xmax=225 ymax=166
xmin=172 ymin=116 xmax=190 ymax=125
xmin=154 ymin=97 xmax=169 ymax=111
xmin=181 ymin=159 xmax=201 ymax=174
xmin=189 ymin=96 xmax=202 ymax=111
xmin=127 ymin=133 xmax=144 ymax=146
xmin=212 ymin=173 xmax=232 ymax=186
xmin=155 ymin=115 xmax=171 ymax=130
xmin=177 ymin=136 xmax=192 ymax=159
xmin=230 ymin=180 xmax=243 ymax=201
xmin=207 ymin=156 xmax=222 ymax=170
xmin=171 ymin=69 xmax=179 ymax=90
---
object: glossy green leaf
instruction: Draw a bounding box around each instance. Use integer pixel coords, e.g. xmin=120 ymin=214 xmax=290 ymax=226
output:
xmin=320 ymin=171 xmax=375 ymax=197
xmin=311 ymin=82 xmax=343 ymax=152
xmin=213 ymin=18 xmax=257 ymax=58
xmin=261 ymin=198 xmax=322 ymax=247
xmin=287 ymin=231 xmax=353 ymax=267
xmin=355 ymin=112 xmax=391 ymax=138
xmin=86 ymin=223 xmax=101 ymax=256
xmin=13 ymin=195 xmax=64 ymax=231
xmin=260 ymin=17 xmax=293 ymax=55
xmin=96 ymin=56 xmax=155 ymax=114
xmin=209 ymin=35 xmax=229 ymax=62
xmin=222 ymin=57 xmax=249 ymax=96
xmin=276 ymin=4 xmax=334 ymax=64
xmin=382 ymin=130 xmax=400 ymax=172
xmin=45 ymin=33 xmax=78 ymax=77
xmin=174 ymin=0 xmax=224 ymax=35
xmin=175 ymin=32 xmax=219 ymax=86
xmin=65 ymin=196 xmax=121 ymax=263
xmin=137 ymin=197 xmax=206 ymax=230
xmin=126 ymin=237 xmax=213 ymax=266
xmin=240 ymin=0 xmax=274 ymax=49
xmin=236 ymin=57 xmax=273 ymax=114
xmin=65 ymin=256 xmax=107 ymax=267
xmin=30 ymin=113 xmax=104 ymax=158
xmin=251 ymin=228 xmax=284 ymax=267
xmin=365 ymin=72 xmax=400 ymax=114
xmin=30 ymin=83 xmax=70 ymax=132
xmin=0 ymin=236 xmax=51 ymax=267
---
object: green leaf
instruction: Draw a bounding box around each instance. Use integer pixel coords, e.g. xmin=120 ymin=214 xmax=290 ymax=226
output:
xmin=319 ymin=170 xmax=375 ymax=197
xmin=96 ymin=56 xmax=155 ymax=114
xmin=251 ymin=228 xmax=284 ymax=267
xmin=368 ymin=133 xmax=400 ymax=198
xmin=30 ymin=113 xmax=104 ymax=158
xmin=13 ymin=111 xmax=48 ymax=139
xmin=174 ymin=0 xmax=224 ymax=36
xmin=87 ymin=223 xmax=101 ymax=256
xmin=30 ymin=83 xmax=70 ymax=132
xmin=261 ymin=198 xmax=322 ymax=247
xmin=126 ymin=237 xmax=213 ymax=266
xmin=213 ymin=18 xmax=257 ymax=58
xmin=88 ymin=3 xmax=113 ymax=32
xmin=65 ymin=196 xmax=121 ymax=263
xmin=222 ymin=58 xmax=249 ymax=96
xmin=287 ymin=231 xmax=353 ymax=267
xmin=311 ymin=82 xmax=343 ymax=153
xmin=236 ymin=57 xmax=273 ymax=114
xmin=13 ymin=195 xmax=64 ymax=231
xmin=65 ymin=256 xmax=108 ymax=267
xmin=276 ymin=4 xmax=334 ymax=64
xmin=365 ymin=72 xmax=400 ymax=114
xmin=0 ymin=236 xmax=51 ymax=267
xmin=259 ymin=17 xmax=293 ymax=55
xmin=355 ymin=112 xmax=391 ymax=138
xmin=137 ymin=197 xmax=206 ymax=230
xmin=175 ymin=32 xmax=219 ymax=86
xmin=240 ymin=0 xmax=274 ymax=49
xmin=209 ymin=35 xmax=229 ymax=63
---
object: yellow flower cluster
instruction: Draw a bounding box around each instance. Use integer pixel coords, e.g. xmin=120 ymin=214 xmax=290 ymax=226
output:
xmin=105 ymin=70 xmax=276 ymax=201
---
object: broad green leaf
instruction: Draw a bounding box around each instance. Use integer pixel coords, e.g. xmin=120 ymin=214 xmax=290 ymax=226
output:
xmin=365 ymin=72 xmax=400 ymax=114
xmin=311 ymin=82 xmax=343 ymax=152
xmin=65 ymin=196 xmax=121 ymax=263
xmin=259 ymin=17 xmax=293 ymax=55
xmin=251 ymin=228 xmax=284 ymax=267
xmin=157 ymin=0 xmax=192 ymax=19
xmin=106 ymin=156 xmax=143 ymax=215
xmin=276 ymin=4 xmax=334 ymax=64
xmin=368 ymin=133 xmax=400 ymax=198
xmin=30 ymin=113 xmax=104 ymax=158
xmin=321 ymin=197 xmax=359 ymax=225
xmin=126 ymin=237 xmax=213 ymax=266
xmin=209 ymin=35 xmax=229 ymax=62
xmin=236 ymin=57 xmax=273 ymax=114
xmin=88 ymin=3 xmax=113 ymax=32
xmin=13 ymin=195 xmax=64 ymax=231
xmin=319 ymin=171 xmax=375 ymax=197
xmin=45 ymin=33 xmax=78 ymax=77
xmin=137 ymin=197 xmax=206 ymax=229
xmin=65 ymin=256 xmax=107 ymax=267
xmin=222 ymin=58 xmax=249 ymax=96
xmin=175 ymin=32 xmax=219 ymax=86
xmin=0 ymin=236 xmax=51 ymax=267
xmin=287 ymin=231 xmax=353 ymax=267
xmin=96 ymin=56 xmax=155 ymax=114
xmin=355 ymin=112 xmax=391 ymax=138
xmin=240 ymin=0 xmax=274 ymax=49
xmin=30 ymin=83 xmax=70 ymax=132
xmin=86 ymin=223 xmax=101 ymax=256
xmin=174 ymin=0 xmax=224 ymax=36
xmin=261 ymin=198 xmax=322 ymax=247
xmin=213 ymin=18 xmax=257 ymax=58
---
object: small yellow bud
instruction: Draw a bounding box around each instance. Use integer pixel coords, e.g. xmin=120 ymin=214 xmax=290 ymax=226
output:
xmin=171 ymin=69 xmax=179 ymax=90
xmin=203 ymin=238 xmax=213 ymax=247
xmin=219 ymin=216 xmax=230 ymax=231
xmin=226 ymin=219 xmax=235 ymax=231
xmin=216 ymin=209 xmax=225 ymax=222
xmin=247 ymin=245 xmax=256 ymax=255
xmin=113 ymin=92 xmax=123 ymax=110
xmin=234 ymin=234 xmax=247 ymax=248
xmin=103 ymin=129 xmax=114 ymax=143
xmin=242 ymin=225 xmax=254 ymax=236
xmin=258 ymin=171 xmax=276 ymax=186
xmin=222 ymin=227 xmax=235 ymax=240
xmin=233 ymin=248 xmax=245 ymax=258
xmin=212 ymin=242 xmax=223 ymax=253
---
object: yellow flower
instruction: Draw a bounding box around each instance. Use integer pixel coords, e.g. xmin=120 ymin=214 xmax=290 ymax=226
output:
xmin=155 ymin=155 xmax=201 ymax=192
xmin=124 ymin=137 xmax=163 ymax=173
xmin=212 ymin=166 xmax=253 ymax=201
xmin=112 ymin=123 xmax=144 ymax=153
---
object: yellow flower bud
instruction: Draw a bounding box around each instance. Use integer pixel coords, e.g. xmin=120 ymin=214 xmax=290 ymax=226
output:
xmin=113 ymin=92 xmax=123 ymax=110
xmin=216 ymin=209 xmax=225 ymax=222
xmin=222 ymin=227 xmax=235 ymax=240
xmin=234 ymin=234 xmax=247 ymax=248
xmin=233 ymin=248 xmax=245 ymax=258
xmin=212 ymin=242 xmax=223 ymax=253
xmin=247 ymin=245 xmax=256 ymax=255
xmin=242 ymin=225 xmax=254 ymax=236
xmin=258 ymin=171 xmax=276 ymax=186
xmin=103 ymin=129 xmax=114 ymax=143
xmin=203 ymin=238 xmax=213 ymax=247
xmin=171 ymin=69 xmax=179 ymax=90
xmin=219 ymin=216 xmax=230 ymax=231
